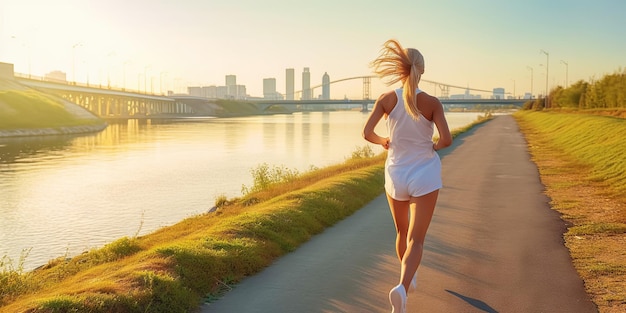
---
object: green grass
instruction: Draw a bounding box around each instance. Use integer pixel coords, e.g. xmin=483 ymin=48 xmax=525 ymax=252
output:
xmin=0 ymin=89 xmax=102 ymax=129
xmin=212 ymin=99 xmax=290 ymax=116
xmin=0 ymin=114 xmax=491 ymax=312
xmin=586 ymin=263 xmax=626 ymax=276
xmin=568 ymin=223 xmax=626 ymax=236
xmin=514 ymin=111 xmax=626 ymax=197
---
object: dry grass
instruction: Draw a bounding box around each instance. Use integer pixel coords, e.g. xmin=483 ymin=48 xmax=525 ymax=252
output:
xmin=515 ymin=111 xmax=626 ymax=312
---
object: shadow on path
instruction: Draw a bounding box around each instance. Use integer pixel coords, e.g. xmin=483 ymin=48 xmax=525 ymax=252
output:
xmin=446 ymin=290 xmax=499 ymax=313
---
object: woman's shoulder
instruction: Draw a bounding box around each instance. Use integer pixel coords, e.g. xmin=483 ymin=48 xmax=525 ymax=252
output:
xmin=416 ymin=91 xmax=443 ymax=119
xmin=377 ymin=90 xmax=399 ymax=104
xmin=417 ymin=91 xmax=443 ymax=106
xmin=376 ymin=90 xmax=399 ymax=113
xmin=417 ymin=91 xmax=438 ymax=101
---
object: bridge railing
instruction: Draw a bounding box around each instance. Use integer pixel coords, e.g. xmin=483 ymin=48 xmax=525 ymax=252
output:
xmin=13 ymin=72 xmax=167 ymax=97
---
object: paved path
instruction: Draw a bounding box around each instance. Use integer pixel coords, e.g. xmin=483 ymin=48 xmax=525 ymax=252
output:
xmin=201 ymin=115 xmax=597 ymax=313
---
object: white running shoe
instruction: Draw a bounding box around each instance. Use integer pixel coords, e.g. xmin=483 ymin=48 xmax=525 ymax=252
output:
xmin=410 ymin=272 xmax=418 ymax=290
xmin=389 ymin=284 xmax=407 ymax=313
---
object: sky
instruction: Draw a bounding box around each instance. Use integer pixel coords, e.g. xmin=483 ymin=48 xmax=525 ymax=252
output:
xmin=1 ymin=0 xmax=625 ymax=99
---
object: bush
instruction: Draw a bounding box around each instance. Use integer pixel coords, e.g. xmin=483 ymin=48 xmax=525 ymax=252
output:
xmin=241 ymin=163 xmax=300 ymax=195
xmin=349 ymin=145 xmax=375 ymax=160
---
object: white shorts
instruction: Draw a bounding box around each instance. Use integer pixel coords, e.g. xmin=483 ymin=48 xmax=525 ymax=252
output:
xmin=384 ymin=155 xmax=442 ymax=201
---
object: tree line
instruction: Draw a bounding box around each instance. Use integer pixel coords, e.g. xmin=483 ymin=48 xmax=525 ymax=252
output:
xmin=523 ymin=68 xmax=626 ymax=110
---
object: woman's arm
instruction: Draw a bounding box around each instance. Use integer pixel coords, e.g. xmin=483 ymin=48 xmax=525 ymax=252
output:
xmin=363 ymin=92 xmax=392 ymax=149
xmin=432 ymin=99 xmax=452 ymax=151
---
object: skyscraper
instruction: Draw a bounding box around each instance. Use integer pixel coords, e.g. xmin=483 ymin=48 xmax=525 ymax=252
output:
xmin=285 ymin=68 xmax=294 ymax=100
xmin=225 ymin=75 xmax=236 ymax=98
xmin=263 ymin=78 xmax=278 ymax=100
xmin=225 ymin=75 xmax=236 ymax=86
xmin=302 ymin=67 xmax=311 ymax=100
xmin=322 ymin=72 xmax=330 ymax=100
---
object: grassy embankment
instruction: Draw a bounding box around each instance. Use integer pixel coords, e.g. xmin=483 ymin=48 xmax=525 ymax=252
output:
xmin=211 ymin=99 xmax=291 ymax=117
xmin=514 ymin=110 xmax=626 ymax=313
xmin=0 ymin=81 xmax=103 ymax=130
xmin=0 ymin=113 xmax=492 ymax=312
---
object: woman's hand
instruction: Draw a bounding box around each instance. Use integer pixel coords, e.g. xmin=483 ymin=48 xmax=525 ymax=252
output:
xmin=382 ymin=137 xmax=390 ymax=150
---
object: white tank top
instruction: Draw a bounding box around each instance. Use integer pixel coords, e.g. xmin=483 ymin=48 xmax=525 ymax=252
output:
xmin=386 ymin=88 xmax=436 ymax=166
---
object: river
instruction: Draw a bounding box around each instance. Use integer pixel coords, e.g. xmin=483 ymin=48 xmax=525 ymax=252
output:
xmin=0 ymin=111 xmax=484 ymax=271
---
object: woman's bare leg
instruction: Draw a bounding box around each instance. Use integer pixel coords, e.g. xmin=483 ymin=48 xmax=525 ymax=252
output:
xmin=386 ymin=194 xmax=410 ymax=262
xmin=399 ymin=190 xmax=438 ymax=291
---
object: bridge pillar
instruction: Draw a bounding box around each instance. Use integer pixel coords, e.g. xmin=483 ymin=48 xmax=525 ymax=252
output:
xmin=438 ymin=85 xmax=450 ymax=98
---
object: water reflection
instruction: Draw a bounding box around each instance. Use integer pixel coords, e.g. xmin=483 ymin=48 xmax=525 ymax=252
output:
xmin=0 ymin=133 xmax=82 ymax=165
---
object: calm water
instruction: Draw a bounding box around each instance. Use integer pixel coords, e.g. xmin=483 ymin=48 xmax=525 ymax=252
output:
xmin=0 ymin=111 xmax=483 ymax=270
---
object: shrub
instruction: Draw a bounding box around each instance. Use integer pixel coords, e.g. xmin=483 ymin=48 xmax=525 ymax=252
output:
xmin=241 ymin=163 xmax=300 ymax=195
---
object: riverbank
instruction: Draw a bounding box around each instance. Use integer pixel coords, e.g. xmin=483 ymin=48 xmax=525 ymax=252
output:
xmin=514 ymin=110 xmax=626 ymax=313
xmin=0 ymin=124 xmax=107 ymax=138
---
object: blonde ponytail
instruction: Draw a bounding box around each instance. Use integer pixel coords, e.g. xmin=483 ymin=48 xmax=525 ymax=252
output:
xmin=371 ymin=39 xmax=425 ymax=120
xmin=403 ymin=63 xmax=421 ymax=120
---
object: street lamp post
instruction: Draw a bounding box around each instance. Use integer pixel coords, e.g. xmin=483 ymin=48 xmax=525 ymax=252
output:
xmin=106 ymin=51 xmax=115 ymax=88
xmin=511 ymin=79 xmax=516 ymax=99
xmin=25 ymin=43 xmax=31 ymax=78
xmin=123 ymin=60 xmax=130 ymax=91
xmin=72 ymin=43 xmax=82 ymax=84
xmin=12 ymin=36 xmax=32 ymax=78
xmin=540 ymin=49 xmax=549 ymax=108
xmin=160 ymin=71 xmax=168 ymax=95
xmin=560 ymin=60 xmax=569 ymax=88
xmin=144 ymin=66 xmax=151 ymax=94
xmin=174 ymin=77 xmax=182 ymax=94
xmin=527 ymin=66 xmax=533 ymax=98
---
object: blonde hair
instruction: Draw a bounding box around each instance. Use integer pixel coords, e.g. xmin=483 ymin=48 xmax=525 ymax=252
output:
xmin=370 ymin=39 xmax=425 ymax=120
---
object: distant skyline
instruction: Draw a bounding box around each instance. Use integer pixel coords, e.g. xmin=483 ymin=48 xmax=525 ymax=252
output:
xmin=1 ymin=0 xmax=625 ymax=99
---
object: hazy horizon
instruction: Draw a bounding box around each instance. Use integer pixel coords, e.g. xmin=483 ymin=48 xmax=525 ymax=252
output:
xmin=1 ymin=0 xmax=624 ymax=98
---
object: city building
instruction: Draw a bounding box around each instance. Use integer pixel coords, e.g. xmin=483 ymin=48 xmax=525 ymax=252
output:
xmin=322 ymin=72 xmax=330 ymax=100
xmin=188 ymin=86 xmax=202 ymax=97
xmin=492 ymin=88 xmax=505 ymax=99
xmin=225 ymin=75 xmax=236 ymax=87
xmin=225 ymin=75 xmax=236 ymax=98
xmin=285 ymin=68 xmax=294 ymax=100
xmin=185 ymin=84 xmax=241 ymax=99
xmin=44 ymin=70 xmax=67 ymax=83
xmin=233 ymin=85 xmax=247 ymax=100
xmin=263 ymin=78 xmax=282 ymax=100
xmin=450 ymin=88 xmax=481 ymax=99
xmin=302 ymin=67 xmax=311 ymax=100
xmin=0 ymin=62 xmax=13 ymax=79
xmin=202 ymin=86 xmax=217 ymax=98
xmin=217 ymin=86 xmax=228 ymax=99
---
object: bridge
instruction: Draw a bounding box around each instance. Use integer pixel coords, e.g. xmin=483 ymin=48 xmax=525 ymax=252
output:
xmin=13 ymin=75 xmax=190 ymax=117
xmin=9 ymin=69 xmax=525 ymax=118
xmin=248 ymin=98 xmax=526 ymax=112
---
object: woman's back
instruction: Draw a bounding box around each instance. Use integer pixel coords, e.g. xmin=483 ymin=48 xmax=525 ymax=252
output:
xmin=386 ymin=88 xmax=436 ymax=164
